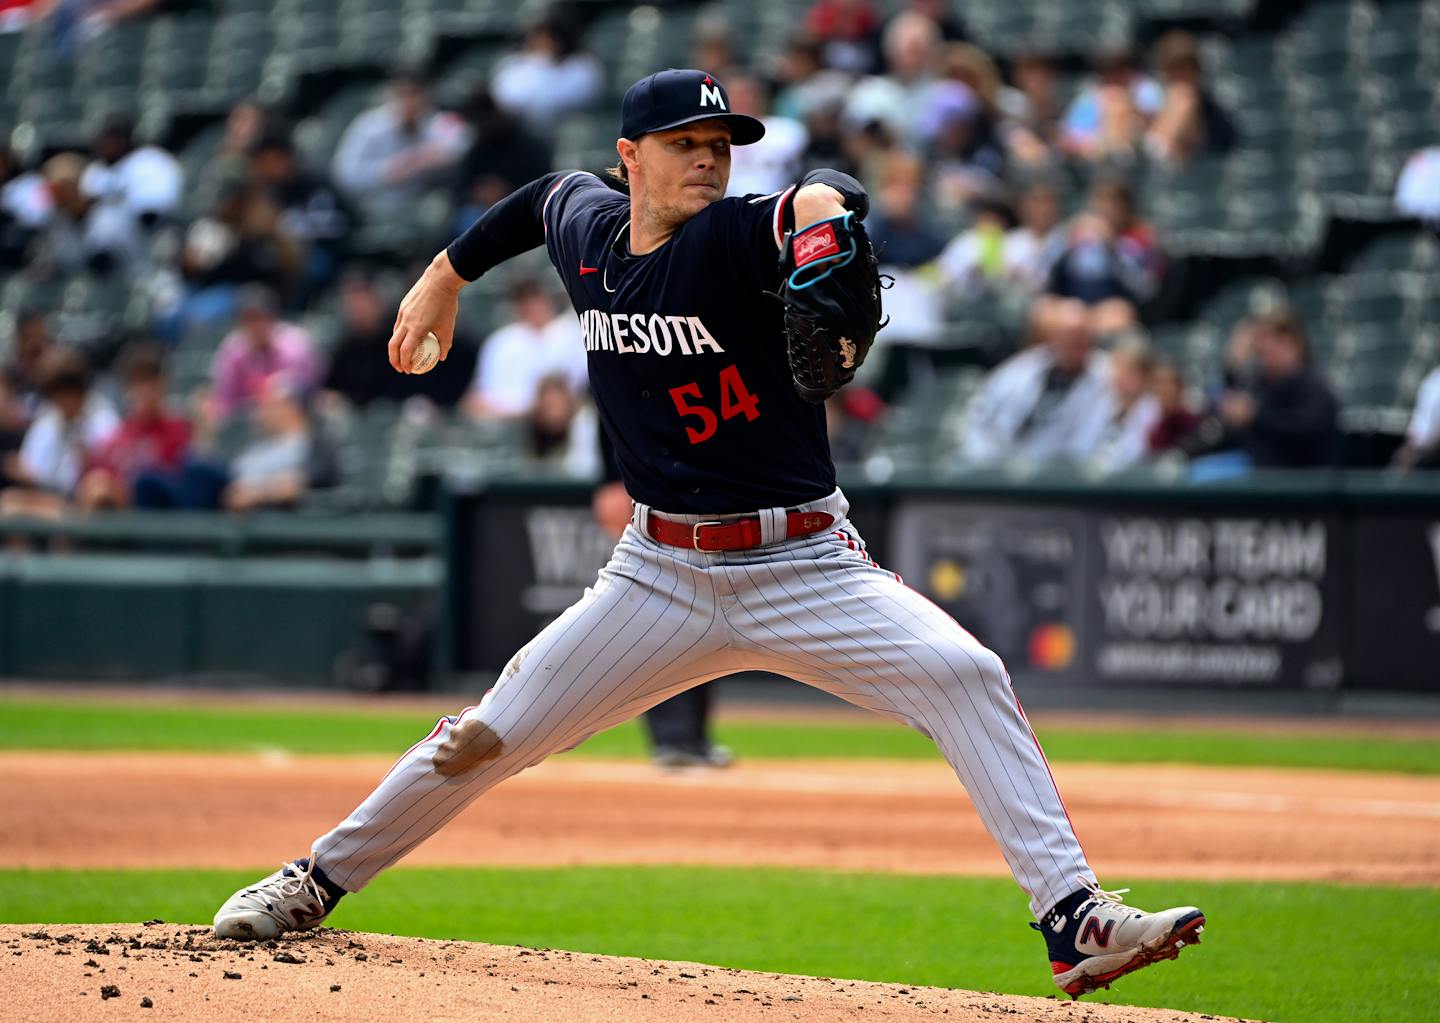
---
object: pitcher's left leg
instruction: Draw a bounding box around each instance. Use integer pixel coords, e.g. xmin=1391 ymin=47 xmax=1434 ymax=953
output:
xmin=731 ymin=532 xmax=1204 ymax=996
xmin=732 ymin=543 xmax=1090 ymax=918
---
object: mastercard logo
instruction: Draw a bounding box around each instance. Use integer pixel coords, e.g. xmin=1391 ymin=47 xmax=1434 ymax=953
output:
xmin=1028 ymin=624 xmax=1076 ymax=671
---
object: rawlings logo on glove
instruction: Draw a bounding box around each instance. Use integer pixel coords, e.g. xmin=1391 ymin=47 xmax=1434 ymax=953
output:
xmin=778 ymin=212 xmax=887 ymax=403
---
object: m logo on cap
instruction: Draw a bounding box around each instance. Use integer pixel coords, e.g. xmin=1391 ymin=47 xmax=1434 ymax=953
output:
xmin=699 ymin=75 xmax=726 ymax=109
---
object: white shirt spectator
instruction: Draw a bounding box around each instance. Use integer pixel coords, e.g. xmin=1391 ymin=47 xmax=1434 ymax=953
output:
xmin=18 ymin=396 xmax=120 ymax=493
xmin=960 ymin=345 xmax=1112 ymax=465
xmin=491 ymin=51 xmax=603 ymax=133
xmin=727 ymin=116 xmax=809 ymax=198
xmin=842 ymin=75 xmax=934 ymax=144
xmin=81 ymin=145 xmax=184 ymax=220
xmin=939 ymin=224 xmax=1065 ymax=298
xmin=1395 ymin=147 xmax=1440 ymax=224
xmin=1089 ymin=392 xmax=1161 ymax=473
xmin=1406 ymin=366 xmax=1440 ymax=448
xmin=470 ymin=314 xmax=587 ymax=416
xmin=1003 ymin=225 xmax=1067 ymax=293
xmin=332 ymin=104 xmax=470 ymax=208
xmin=1 ymin=169 xmax=50 ymax=229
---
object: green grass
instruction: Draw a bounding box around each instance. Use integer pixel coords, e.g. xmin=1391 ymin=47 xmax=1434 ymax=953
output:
xmin=0 ymin=866 xmax=1432 ymax=1022
xmin=1 ymin=696 xmax=1437 ymax=774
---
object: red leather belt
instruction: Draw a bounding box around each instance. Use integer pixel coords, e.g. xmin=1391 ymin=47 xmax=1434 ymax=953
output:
xmin=647 ymin=510 xmax=836 ymax=553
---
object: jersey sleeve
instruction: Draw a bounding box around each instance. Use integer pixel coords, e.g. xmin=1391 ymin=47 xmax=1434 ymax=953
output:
xmin=445 ymin=170 xmax=613 ymax=282
xmin=723 ymin=168 xmax=869 ymax=290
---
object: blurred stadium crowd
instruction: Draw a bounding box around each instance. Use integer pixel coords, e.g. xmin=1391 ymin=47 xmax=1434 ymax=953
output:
xmin=1 ymin=0 xmax=1439 ymax=519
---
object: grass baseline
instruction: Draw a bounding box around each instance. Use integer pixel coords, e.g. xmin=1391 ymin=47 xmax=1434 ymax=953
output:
xmin=0 ymin=865 xmax=1430 ymax=1023
xmin=0 ymin=697 xmax=1436 ymax=775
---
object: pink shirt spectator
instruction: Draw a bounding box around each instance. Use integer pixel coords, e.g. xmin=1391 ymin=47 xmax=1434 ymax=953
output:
xmin=211 ymin=321 xmax=320 ymax=418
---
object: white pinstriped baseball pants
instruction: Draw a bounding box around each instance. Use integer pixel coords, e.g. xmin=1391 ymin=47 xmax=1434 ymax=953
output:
xmin=312 ymin=489 xmax=1093 ymax=917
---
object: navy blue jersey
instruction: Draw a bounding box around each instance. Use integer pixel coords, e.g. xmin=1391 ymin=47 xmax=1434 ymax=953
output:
xmin=453 ymin=170 xmax=839 ymax=514
xmin=540 ymin=171 xmax=833 ymax=513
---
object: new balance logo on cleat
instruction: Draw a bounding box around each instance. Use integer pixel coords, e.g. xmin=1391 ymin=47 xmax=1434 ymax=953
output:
xmin=1036 ymin=878 xmax=1205 ymax=999
xmin=1079 ymin=917 xmax=1115 ymax=949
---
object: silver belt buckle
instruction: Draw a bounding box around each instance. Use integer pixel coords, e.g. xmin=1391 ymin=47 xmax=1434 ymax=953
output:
xmin=691 ymin=520 xmax=724 ymax=552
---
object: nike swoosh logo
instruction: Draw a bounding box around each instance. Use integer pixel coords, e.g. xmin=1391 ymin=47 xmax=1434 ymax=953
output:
xmin=578 ymin=265 xmax=598 ymax=275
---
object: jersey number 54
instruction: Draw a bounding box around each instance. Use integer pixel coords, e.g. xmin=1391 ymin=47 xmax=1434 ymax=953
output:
xmin=668 ymin=364 xmax=761 ymax=444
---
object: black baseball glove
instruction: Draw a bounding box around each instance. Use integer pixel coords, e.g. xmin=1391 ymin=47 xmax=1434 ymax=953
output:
xmin=778 ymin=211 xmax=887 ymax=403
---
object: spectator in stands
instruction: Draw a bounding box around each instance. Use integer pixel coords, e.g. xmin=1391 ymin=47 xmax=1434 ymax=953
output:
xmin=724 ymin=73 xmax=808 ymax=198
xmin=1395 ymin=146 xmax=1440 ymax=229
xmin=805 ymin=0 xmax=882 ymax=74
xmin=959 ymin=298 xmax=1111 ymax=466
xmin=75 ymin=342 xmax=190 ymax=510
xmin=936 ymin=194 xmax=1015 ymax=298
xmin=1393 ymin=364 xmax=1440 ymax=470
xmin=221 ymin=374 xmax=316 ymax=512
xmin=181 ymin=170 xmax=301 ymax=298
xmin=798 ymin=90 xmax=863 ymax=180
xmin=1044 ymin=178 xmax=1161 ymax=334
xmin=866 ymin=150 xmax=946 ymax=268
xmin=1005 ymin=178 xmax=1066 ymax=294
xmin=938 ymin=178 xmax=1064 ymax=307
xmin=771 ymin=33 xmax=852 ymax=125
xmin=0 ymin=348 xmax=119 ymax=517
xmin=465 ymin=279 xmax=585 ymax=420
xmin=920 ymin=79 xmax=1003 ymax=213
xmin=453 ymin=88 xmax=552 ymax=233
xmin=2 ymin=308 xmax=55 ymax=420
xmin=320 ymin=270 xmax=474 ymax=410
xmin=1147 ymin=358 xmax=1202 ymax=457
xmin=490 ymin=11 xmax=603 ymax=134
xmin=211 ymin=285 xmax=320 ymax=419
xmin=81 ymin=115 xmax=184 ymax=231
xmin=843 ymin=10 xmax=940 ymax=144
xmin=689 ymin=8 xmax=738 ymax=81
xmin=1088 ymin=335 xmax=1160 ymax=473
xmin=29 ymin=151 xmax=141 ymax=277
xmin=0 ymin=143 xmax=43 ymax=268
xmin=996 ymin=53 xmax=1064 ymax=169
xmin=249 ymin=130 xmax=354 ymax=303
xmin=524 ymin=373 xmax=599 ymax=477
xmin=826 ymin=386 xmax=884 ymax=464
xmin=197 ymin=100 xmax=272 ymax=209
xmin=0 ymin=310 xmax=44 ymax=482
xmin=332 ymin=69 xmax=471 ymax=216
xmin=886 ymin=0 xmax=965 ymax=45
xmin=1194 ymin=309 xmax=1339 ymax=475
xmin=1144 ymin=31 xmax=1235 ymax=166
xmin=1059 ymin=50 xmax=1161 ymax=162
xmin=865 ymin=151 xmax=945 ymax=348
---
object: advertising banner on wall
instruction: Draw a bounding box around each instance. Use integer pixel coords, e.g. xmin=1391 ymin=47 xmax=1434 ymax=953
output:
xmin=1348 ymin=513 xmax=1440 ymax=690
xmin=888 ymin=500 xmax=1346 ymax=690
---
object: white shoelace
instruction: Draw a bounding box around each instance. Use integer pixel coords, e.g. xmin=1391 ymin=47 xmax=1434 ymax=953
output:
xmin=275 ymin=857 xmax=326 ymax=907
xmin=1074 ymin=876 xmax=1131 ymax=919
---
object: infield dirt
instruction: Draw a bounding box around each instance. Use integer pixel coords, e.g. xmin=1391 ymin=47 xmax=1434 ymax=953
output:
xmin=1 ymin=752 xmax=1436 ymax=883
xmin=1 ymin=924 xmax=1253 ymax=1023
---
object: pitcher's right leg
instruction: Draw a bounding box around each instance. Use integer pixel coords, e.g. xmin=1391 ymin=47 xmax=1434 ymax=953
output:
xmin=214 ymin=530 xmax=727 ymax=938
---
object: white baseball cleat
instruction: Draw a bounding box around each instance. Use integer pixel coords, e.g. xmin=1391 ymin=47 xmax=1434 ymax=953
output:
xmin=1036 ymin=877 xmax=1205 ymax=998
xmin=213 ymin=857 xmax=342 ymax=941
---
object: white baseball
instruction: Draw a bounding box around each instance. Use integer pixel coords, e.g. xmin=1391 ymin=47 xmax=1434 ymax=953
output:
xmin=410 ymin=331 xmax=441 ymax=374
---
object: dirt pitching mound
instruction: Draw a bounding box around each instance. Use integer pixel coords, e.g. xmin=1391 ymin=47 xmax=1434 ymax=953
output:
xmin=2 ymin=924 xmax=1254 ymax=1023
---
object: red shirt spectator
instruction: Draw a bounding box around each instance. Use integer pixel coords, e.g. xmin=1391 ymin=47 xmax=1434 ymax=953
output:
xmin=79 ymin=344 xmax=192 ymax=509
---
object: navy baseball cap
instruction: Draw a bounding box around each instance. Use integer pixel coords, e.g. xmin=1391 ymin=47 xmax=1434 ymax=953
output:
xmin=620 ymin=69 xmax=766 ymax=145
